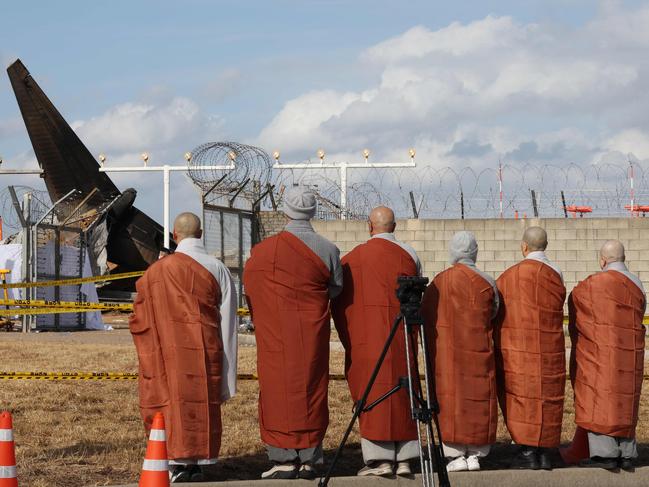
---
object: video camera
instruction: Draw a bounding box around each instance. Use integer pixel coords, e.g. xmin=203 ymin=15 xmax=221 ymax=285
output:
xmin=396 ymin=276 xmax=429 ymax=325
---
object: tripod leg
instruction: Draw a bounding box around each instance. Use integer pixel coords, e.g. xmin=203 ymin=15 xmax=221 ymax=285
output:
xmin=403 ymin=322 xmax=431 ymax=487
xmin=405 ymin=325 xmax=436 ymax=487
xmin=318 ymin=314 xmax=405 ymax=487
xmin=418 ymin=322 xmax=450 ymax=487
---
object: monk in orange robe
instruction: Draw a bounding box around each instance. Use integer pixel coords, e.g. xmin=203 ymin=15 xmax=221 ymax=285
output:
xmin=568 ymin=240 xmax=646 ymax=471
xmin=130 ymin=212 xmax=238 ymax=483
xmin=423 ymin=231 xmax=499 ymax=473
xmin=332 ymin=206 xmax=421 ymax=478
xmin=243 ymin=185 xmax=342 ymax=480
xmin=494 ymin=226 xmax=566 ymax=470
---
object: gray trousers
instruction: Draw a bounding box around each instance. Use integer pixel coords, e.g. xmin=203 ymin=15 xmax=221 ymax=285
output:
xmin=266 ymin=444 xmax=324 ymax=464
xmin=169 ymin=458 xmax=217 ymax=466
xmin=587 ymin=432 xmax=637 ymax=459
xmin=361 ymin=438 xmax=419 ymax=463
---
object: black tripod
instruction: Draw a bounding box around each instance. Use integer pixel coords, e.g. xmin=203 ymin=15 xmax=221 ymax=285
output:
xmin=319 ymin=276 xmax=450 ymax=487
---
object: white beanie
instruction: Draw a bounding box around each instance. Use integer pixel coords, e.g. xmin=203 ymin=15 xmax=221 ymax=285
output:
xmin=283 ymin=185 xmax=317 ymax=220
xmin=449 ymin=231 xmax=478 ymax=264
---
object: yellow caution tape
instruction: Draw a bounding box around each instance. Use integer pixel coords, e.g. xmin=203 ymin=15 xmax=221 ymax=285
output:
xmin=0 ymin=304 xmax=250 ymax=317
xmin=562 ymin=316 xmax=649 ymax=325
xmin=2 ymin=371 xmax=647 ymax=381
xmin=0 ymin=307 xmax=119 ymax=317
xmin=0 ymin=371 xmax=348 ymax=381
xmin=0 ymin=270 xmax=145 ymax=290
xmin=0 ymin=299 xmax=132 ymax=311
xmin=0 ymin=372 xmax=138 ymax=380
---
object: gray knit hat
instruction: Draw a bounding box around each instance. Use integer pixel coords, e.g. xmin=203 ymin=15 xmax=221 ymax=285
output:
xmin=449 ymin=231 xmax=478 ymax=264
xmin=283 ymin=185 xmax=317 ymax=220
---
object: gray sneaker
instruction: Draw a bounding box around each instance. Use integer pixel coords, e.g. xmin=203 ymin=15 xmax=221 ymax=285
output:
xmin=358 ymin=461 xmax=393 ymax=477
xmin=298 ymin=463 xmax=317 ymax=480
xmin=261 ymin=462 xmax=298 ymax=479
xmin=396 ymin=461 xmax=412 ymax=476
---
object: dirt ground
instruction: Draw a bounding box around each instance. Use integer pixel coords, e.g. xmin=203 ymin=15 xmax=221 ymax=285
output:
xmin=1 ymin=327 xmax=648 ymax=486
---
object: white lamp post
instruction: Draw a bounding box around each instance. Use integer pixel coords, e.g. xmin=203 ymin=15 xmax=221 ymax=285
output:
xmin=273 ymin=148 xmax=417 ymax=219
xmin=98 ymin=153 xmax=234 ymax=248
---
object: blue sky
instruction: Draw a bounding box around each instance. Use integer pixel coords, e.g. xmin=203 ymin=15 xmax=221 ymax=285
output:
xmin=1 ymin=0 xmax=609 ymax=139
xmin=1 ymin=0 xmax=649 ymax=221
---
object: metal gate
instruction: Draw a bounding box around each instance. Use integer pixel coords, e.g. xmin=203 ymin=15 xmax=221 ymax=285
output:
xmin=29 ymin=190 xmax=88 ymax=330
xmin=203 ymin=204 xmax=258 ymax=307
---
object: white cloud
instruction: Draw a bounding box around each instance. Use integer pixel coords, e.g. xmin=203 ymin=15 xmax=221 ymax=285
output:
xmin=363 ymin=17 xmax=528 ymax=63
xmin=606 ymin=129 xmax=649 ymax=160
xmin=257 ymin=2 xmax=649 ymax=172
xmin=72 ymin=97 xmax=223 ymax=161
xmin=258 ymin=90 xmax=363 ymax=153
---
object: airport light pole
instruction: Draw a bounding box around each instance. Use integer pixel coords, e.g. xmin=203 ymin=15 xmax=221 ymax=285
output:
xmin=272 ymin=148 xmax=417 ymax=219
xmin=98 ymin=153 xmax=234 ymax=248
xmin=0 ymin=156 xmax=44 ymax=175
xmin=0 ymin=154 xmax=234 ymax=249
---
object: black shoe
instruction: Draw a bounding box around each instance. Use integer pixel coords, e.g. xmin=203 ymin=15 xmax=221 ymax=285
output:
xmin=510 ymin=447 xmax=540 ymax=470
xmin=170 ymin=465 xmax=204 ymax=483
xmin=538 ymin=448 xmax=552 ymax=470
xmin=261 ymin=462 xmax=299 ymax=479
xmin=298 ymin=463 xmax=317 ymax=480
xmin=619 ymin=457 xmax=634 ymax=471
xmin=189 ymin=465 xmax=205 ymax=482
xmin=170 ymin=465 xmax=192 ymax=483
xmin=579 ymin=456 xmax=618 ymax=470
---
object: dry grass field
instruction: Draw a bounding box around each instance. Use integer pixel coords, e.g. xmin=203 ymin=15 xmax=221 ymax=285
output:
xmin=1 ymin=327 xmax=648 ymax=486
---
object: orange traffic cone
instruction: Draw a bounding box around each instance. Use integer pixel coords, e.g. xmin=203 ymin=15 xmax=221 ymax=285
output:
xmin=139 ymin=412 xmax=169 ymax=487
xmin=560 ymin=426 xmax=590 ymax=465
xmin=0 ymin=411 xmax=18 ymax=487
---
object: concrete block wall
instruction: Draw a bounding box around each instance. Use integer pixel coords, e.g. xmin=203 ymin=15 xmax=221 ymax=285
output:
xmin=258 ymin=211 xmax=288 ymax=239
xmin=311 ymin=217 xmax=649 ymax=295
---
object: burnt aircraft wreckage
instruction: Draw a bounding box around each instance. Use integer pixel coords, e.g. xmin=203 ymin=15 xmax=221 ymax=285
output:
xmin=6 ymin=59 xmax=278 ymax=295
xmin=6 ymin=59 xmax=170 ymax=291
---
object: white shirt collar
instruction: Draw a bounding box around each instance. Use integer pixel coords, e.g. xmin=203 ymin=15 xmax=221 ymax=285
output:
xmin=603 ymin=261 xmax=627 ymax=273
xmin=525 ymin=250 xmax=547 ymax=260
xmin=175 ymin=237 xmax=206 ymax=254
xmin=371 ymin=232 xmax=396 ymax=241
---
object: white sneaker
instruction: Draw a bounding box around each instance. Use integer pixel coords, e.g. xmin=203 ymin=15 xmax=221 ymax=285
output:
xmin=261 ymin=462 xmax=298 ymax=479
xmin=446 ymin=456 xmax=468 ymax=472
xmin=358 ymin=461 xmax=393 ymax=477
xmin=466 ymin=455 xmax=481 ymax=471
xmin=396 ymin=461 xmax=412 ymax=476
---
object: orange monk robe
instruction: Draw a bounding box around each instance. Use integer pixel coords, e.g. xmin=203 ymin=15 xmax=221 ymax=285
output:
xmin=129 ymin=252 xmax=224 ymax=460
xmin=568 ymin=271 xmax=646 ymax=438
xmin=331 ymin=238 xmax=419 ymax=442
xmin=243 ymin=231 xmax=331 ymax=449
xmin=494 ymin=259 xmax=566 ymax=448
xmin=422 ymin=264 xmax=498 ymax=446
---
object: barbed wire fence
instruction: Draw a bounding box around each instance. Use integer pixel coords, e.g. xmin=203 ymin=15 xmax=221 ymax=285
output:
xmin=268 ymin=161 xmax=649 ymax=220
xmin=182 ymin=142 xmax=649 ymax=219
xmin=4 ymin=147 xmax=648 ymax=227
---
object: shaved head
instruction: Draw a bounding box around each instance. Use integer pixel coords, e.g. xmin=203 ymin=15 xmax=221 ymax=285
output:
xmin=173 ymin=212 xmax=202 ymax=241
xmin=522 ymin=226 xmax=548 ymax=251
xmin=600 ymin=240 xmax=625 ymax=264
xmin=368 ymin=206 xmax=396 ymax=236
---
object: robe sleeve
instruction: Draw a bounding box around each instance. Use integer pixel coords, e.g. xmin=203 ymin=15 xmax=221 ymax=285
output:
xmin=567 ymin=291 xmax=578 ymax=387
xmin=214 ymin=263 xmax=238 ymax=402
xmin=331 ymin=261 xmax=353 ymax=354
xmin=421 ymin=280 xmax=440 ymax=369
xmin=328 ymin=247 xmax=344 ymax=298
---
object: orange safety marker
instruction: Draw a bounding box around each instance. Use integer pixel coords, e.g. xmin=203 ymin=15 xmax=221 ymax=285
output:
xmin=139 ymin=412 xmax=169 ymax=487
xmin=0 ymin=411 xmax=18 ymax=487
xmin=559 ymin=425 xmax=590 ymax=465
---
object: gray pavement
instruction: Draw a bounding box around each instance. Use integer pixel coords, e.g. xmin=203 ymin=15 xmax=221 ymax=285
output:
xmin=117 ymin=467 xmax=649 ymax=487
